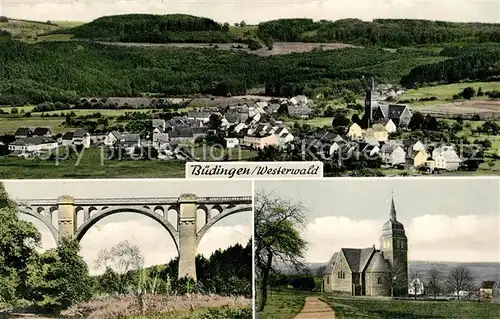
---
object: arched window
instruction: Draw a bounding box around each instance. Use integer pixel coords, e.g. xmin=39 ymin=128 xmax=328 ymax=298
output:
xmin=377 ymin=277 xmax=382 ymax=284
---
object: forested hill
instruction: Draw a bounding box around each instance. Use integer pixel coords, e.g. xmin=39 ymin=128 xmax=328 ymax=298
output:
xmin=57 ymin=14 xmax=241 ymax=43
xmin=53 ymin=14 xmax=500 ymax=46
xmin=257 ymin=18 xmax=500 ymax=46
xmin=0 ymin=38 xmax=498 ymax=105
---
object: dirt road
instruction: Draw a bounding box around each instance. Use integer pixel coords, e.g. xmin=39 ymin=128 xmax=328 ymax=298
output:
xmin=294 ymin=296 xmax=336 ymax=319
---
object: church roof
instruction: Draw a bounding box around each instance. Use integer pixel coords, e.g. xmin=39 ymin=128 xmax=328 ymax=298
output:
xmin=324 ymin=252 xmax=339 ymax=274
xmin=341 ymin=247 xmax=375 ymax=273
xmin=366 ymin=252 xmax=390 ymax=273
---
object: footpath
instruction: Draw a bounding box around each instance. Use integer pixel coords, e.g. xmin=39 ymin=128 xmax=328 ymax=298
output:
xmin=293 ymin=296 xmax=336 ymax=319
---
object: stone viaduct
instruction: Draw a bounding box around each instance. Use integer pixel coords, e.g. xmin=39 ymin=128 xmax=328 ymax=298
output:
xmin=16 ymin=193 xmax=252 ymax=280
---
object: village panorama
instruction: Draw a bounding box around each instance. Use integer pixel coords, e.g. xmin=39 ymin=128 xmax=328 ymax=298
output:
xmin=1 ymin=81 xmax=498 ymax=178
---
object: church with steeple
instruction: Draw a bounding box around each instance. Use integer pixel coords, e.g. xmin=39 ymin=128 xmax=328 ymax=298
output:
xmin=322 ymin=194 xmax=409 ymax=297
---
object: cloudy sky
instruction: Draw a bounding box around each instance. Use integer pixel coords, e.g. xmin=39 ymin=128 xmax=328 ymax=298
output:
xmin=255 ymin=177 xmax=500 ymax=264
xmin=1 ymin=0 xmax=499 ymax=23
xmin=3 ymin=179 xmax=252 ymax=275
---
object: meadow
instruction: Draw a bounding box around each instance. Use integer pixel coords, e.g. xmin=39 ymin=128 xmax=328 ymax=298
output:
xmin=322 ymin=296 xmax=500 ymax=319
xmin=0 ymin=148 xmax=186 ymax=179
xmin=257 ymin=290 xmax=307 ymax=319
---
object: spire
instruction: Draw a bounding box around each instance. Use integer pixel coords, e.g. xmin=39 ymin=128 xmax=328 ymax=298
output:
xmin=390 ymin=190 xmax=397 ymax=221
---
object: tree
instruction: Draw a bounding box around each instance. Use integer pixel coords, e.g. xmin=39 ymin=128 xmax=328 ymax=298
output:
xmin=446 ymin=266 xmax=474 ymax=300
xmin=477 ymin=87 xmax=484 ymax=96
xmin=461 ymin=87 xmax=476 ymax=100
xmin=95 ymin=240 xmax=145 ymax=294
xmin=427 ymin=267 xmax=443 ymax=300
xmin=254 ymin=191 xmax=307 ymax=312
xmin=240 ymin=20 xmax=247 ymax=27
xmin=0 ymin=182 xmax=41 ymax=304
xmin=331 ymin=112 xmax=350 ymax=127
xmin=25 ymin=237 xmax=93 ymax=312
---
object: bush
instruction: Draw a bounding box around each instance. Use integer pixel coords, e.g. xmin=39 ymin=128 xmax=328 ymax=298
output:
xmin=0 ymin=16 xmax=8 ymax=23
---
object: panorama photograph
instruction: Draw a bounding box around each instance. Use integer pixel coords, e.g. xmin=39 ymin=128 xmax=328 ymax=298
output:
xmin=0 ymin=1 xmax=499 ymax=178
xmin=254 ymin=177 xmax=500 ymax=319
xmin=0 ymin=179 xmax=253 ymax=318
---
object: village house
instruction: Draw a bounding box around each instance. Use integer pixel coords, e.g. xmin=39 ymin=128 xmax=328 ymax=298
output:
xmin=413 ymin=150 xmax=430 ymax=167
xmin=380 ymin=144 xmax=406 ymax=167
xmin=169 ymin=127 xmax=196 ymax=145
xmin=348 ymin=123 xmax=364 ymax=139
xmin=373 ymin=118 xmax=397 ymax=134
xmin=408 ymin=278 xmax=425 ymax=296
xmin=8 ymin=136 xmax=58 ymax=155
xmin=33 ymin=127 xmax=52 ymax=137
xmin=243 ymin=133 xmax=279 ymax=149
xmin=365 ymin=124 xmax=388 ymax=142
xmin=275 ymin=127 xmax=294 ymax=145
xmin=187 ymin=111 xmax=212 ymax=123
xmin=61 ymin=129 xmax=91 ymax=148
xmin=14 ymin=127 xmax=33 ymax=139
xmin=480 ymin=281 xmax=496 ymax=300
xmin=224 ymin=137 xmax=239 ymax=149
xmin=432 ymin=145 xmax=461 ymax=171
xmin=152 ymin=119 xmax=167 ymax=133
xmin=104 ymin=131 xmax=141 ymax=149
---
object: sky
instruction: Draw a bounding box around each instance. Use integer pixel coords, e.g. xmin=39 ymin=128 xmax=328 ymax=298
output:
xmin=1 ymin=0 xmax=499 ymax=24
xmin=3 ymin=179 xmax=252 ymax=275
xmin=255 ymin=177 xmax=500 ymax=264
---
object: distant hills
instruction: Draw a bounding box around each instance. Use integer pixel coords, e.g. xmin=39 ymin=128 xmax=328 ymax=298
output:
xmin=47 ymin=14 xmax=500 ymax=46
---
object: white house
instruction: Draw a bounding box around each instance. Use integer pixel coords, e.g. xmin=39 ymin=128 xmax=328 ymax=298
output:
xmin=409 ymin=278 xmax=425 ymax=296
xmin=412 ymin=141 xmax=427 ymax=153
xmin=380 ymin=144 xmax=406 ymax=166
xmin=373 ymin=118 xmax=397 ymax=134
xmin=104 ymin=131 xmax=122 ymax=146
xmin=225 ymin=137 xmax=239 ymax=149
xmin=432 ymin=146 xmax=461 ymax=171
xmin=8 ymin=137 xmax=58 ymax=154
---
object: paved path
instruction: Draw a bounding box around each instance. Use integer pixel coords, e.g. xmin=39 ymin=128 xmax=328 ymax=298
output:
xmin=294 ymin=296 xmax=336 ymax=319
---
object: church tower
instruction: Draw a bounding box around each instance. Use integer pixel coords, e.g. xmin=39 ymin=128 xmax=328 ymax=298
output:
xmin=380 ymin=192 xmax=408 ymax=297
xmin=364 ymin=77 xmax=378 ymax=128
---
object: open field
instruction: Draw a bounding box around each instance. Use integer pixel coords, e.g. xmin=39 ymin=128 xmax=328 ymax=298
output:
xmin=90 ymin=41 xmax=357 ymax=56
xmin=322 ymin=296 xmax=500 ymax=319
xmin=0 ymin=148 xmax=186 ymax=179
xmin=402 ymin=82 xmax=500 ymax=101
xmin=285 ymin=117 xmax=334 ymax=128
xmin=0 ymin=117 xmax=66 ymax=134
xmin=419 ymin=99 xmax=500 ymax=120
xmin=257 ymin=290 xmax=307 ymax=319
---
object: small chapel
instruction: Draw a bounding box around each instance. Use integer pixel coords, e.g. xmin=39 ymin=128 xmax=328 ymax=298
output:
xmin=323 ymin=195 xmax=409 ymax=297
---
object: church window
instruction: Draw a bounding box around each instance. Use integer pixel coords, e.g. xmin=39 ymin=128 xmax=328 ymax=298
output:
xmin=327 ymin=277 xmax=330 ymax=284
xmin=377 ymin=277 xmax=382 ymax=284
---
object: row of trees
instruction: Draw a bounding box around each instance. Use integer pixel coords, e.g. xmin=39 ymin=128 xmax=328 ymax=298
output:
xmin=415 ymin=266 xmax=477 ymax=301
xmin=257 ymin=18 xmax=500 ymax=46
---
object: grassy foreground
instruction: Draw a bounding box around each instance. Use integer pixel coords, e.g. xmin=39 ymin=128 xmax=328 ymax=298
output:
xmin=257 ymin=290 xmax=307 ymax=319
xmin=322 ymin=296 xmax=500 ymax=319
xmin=0 ymin=148 xmax=186 ymax=179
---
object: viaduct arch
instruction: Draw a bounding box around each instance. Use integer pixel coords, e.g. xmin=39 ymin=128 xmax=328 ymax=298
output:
xmin=16 ymin=194 xmax=252 ymax=280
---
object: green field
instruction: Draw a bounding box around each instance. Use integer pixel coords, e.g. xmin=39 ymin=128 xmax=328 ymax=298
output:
xmin=0 ymin=148 xmax=186 ymax=179
xmin=257 ymin=290 xmax=307 ymax=319
xmin=322 ymin=296 xmax=500 ymax=319
xmin=398 ymin=81 xmax=500 ymax=107
xmin=0 ymin=117 xmax=66 ymax=134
